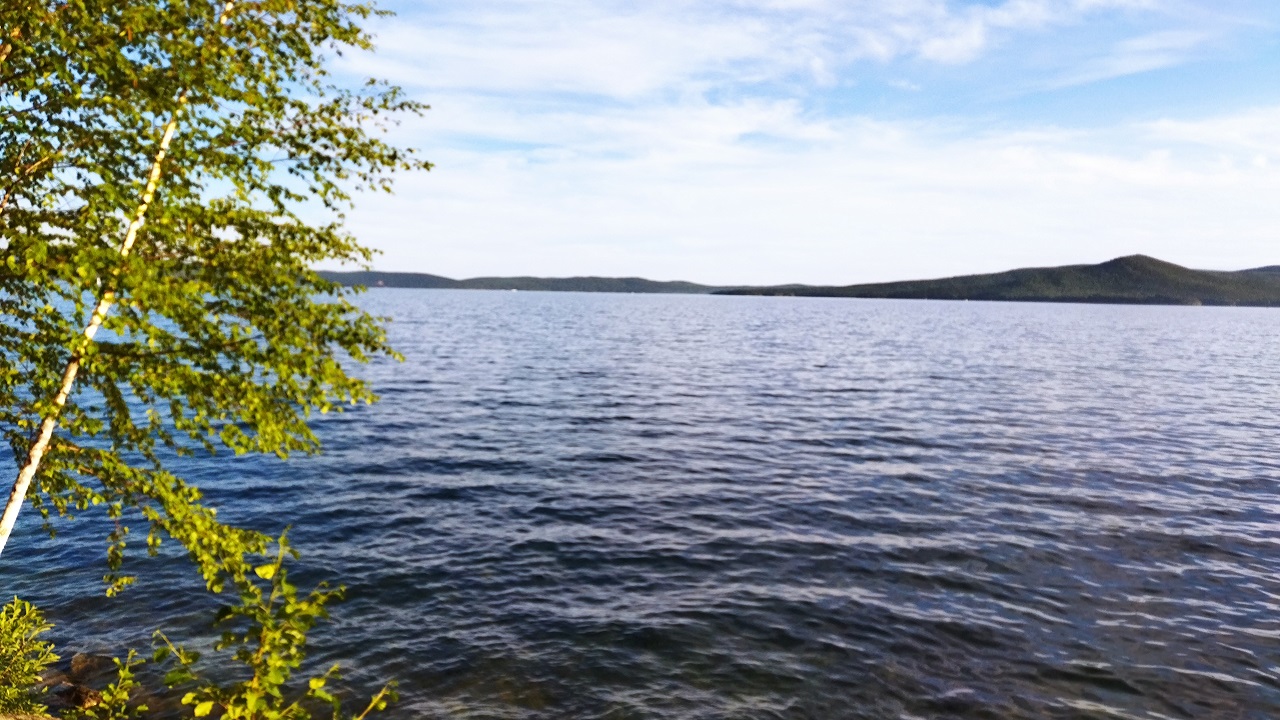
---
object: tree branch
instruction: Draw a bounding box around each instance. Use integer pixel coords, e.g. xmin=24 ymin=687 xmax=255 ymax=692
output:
xmin=0 ymin=97 xmax=189 ymax=555
xmin=0 ymin=2 xmax=242 ymax=558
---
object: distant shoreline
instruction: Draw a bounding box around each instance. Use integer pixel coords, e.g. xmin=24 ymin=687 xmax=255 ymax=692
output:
xmin=317 ymin=270 xmax=724 ymax=295
xmin=319 ymin=255 xmax=1280 ymax=307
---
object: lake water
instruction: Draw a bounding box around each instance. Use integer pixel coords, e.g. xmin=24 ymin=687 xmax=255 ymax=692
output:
xmin=4 ymin=290 xmax=1280 ymax=719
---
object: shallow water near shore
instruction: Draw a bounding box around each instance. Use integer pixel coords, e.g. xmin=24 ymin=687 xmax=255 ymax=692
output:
xmin=4 ymin=290 xmax=1280 ymax=718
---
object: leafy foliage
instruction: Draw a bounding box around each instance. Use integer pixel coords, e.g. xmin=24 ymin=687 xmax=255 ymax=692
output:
xmin=1 ymin=2 xmax=424 ymax=717
xmin=0 ymin=597 xmax=58 ymax=715
xmin=66 ymin=651 xmax=147 ymax=720
xmin=0 ymin=0 xmax=426 ymax=588
xmin=153 ymin=533 xmax=397 ymax=720
xmin=3 ymin=537 xmax=396 ymax=720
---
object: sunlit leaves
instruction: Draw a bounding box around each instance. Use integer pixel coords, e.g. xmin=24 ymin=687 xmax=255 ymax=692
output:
xmin=150 ymin=533 xmax=397 ymax=719
xmin=0 ymin=598 xmax=58 ymax=715
xmin=1 ymin=0 xmax=423 ymax=585
xmin=2 ymin=4 xmax=418 ymax=714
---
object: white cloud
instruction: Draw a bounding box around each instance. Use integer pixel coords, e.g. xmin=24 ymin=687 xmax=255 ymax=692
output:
xmin=1050 ymin=29 xmax=1215 ymax=87
xmin=342 ymin=99 xmax=1280 ymax=284
xmin=1147 ymin=106 xmax=1280 ymax=154
xmin=352 ymin=0 xmax=1191 ymax=98
xmin=321 ymin=1 xmax=1280 ymax=284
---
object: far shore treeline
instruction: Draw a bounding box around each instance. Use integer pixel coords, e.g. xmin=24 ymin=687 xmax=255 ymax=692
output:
xmin=321 ymin=255 xmax=1280 ymax=307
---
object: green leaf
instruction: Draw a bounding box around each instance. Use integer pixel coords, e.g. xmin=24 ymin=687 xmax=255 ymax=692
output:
xmin=0 ymin=2 xmax=422 ymax=717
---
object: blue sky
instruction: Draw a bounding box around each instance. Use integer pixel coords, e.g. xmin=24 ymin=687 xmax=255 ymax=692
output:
xmin=335 ymin=0 xmax=1280 ymax=285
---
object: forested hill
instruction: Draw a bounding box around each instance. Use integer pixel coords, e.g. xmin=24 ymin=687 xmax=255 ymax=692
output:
xmin=715 ymin=255 xmax=1280 ymax=306
xmin=317 ymin=270 xmax=720 ymax=294
xmin=321 ymin=256 xmax=1280 ymax=305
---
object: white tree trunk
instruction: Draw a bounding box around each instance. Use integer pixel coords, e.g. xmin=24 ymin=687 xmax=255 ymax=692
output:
xmin=0 ymin=102 xmax=186 ymax=558
xmin=0 ymin=1 xmax=235 ymax=560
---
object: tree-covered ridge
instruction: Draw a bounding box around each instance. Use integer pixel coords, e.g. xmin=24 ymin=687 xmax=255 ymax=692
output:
xmin=717 ymin=255 xmax=1280 ymax=306
xmin=317 ymin=271 xmax=721 ymax=294
xmin=323 ymin=256 xmax=1280 ymax=306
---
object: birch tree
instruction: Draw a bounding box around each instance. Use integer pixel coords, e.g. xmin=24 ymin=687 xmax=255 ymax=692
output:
xmin=0 ymin=0 xmax=426 ymax=591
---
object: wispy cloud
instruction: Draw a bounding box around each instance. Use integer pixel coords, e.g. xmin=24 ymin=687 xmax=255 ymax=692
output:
xmin=1147 ymin=105 xmax=1280 ymax=152
xmin=1049 ymin=29 xmax=1215 ymax=87
xmin=354 ymin=0 xmax=1193 ymax=99
xmin=346 ymin=97 xmax=1280 ymax=284
xmin=328 ymin=1 xmax=1280 ymax=282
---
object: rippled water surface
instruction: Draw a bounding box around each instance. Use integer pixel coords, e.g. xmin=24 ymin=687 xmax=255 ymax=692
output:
xmin=6 ymin=291 xmax=1280 ymax=718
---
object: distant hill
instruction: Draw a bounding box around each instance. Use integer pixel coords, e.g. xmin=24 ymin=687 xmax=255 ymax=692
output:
xmin=318 ymin=270 xmax=720 ymax=294
xmin=321 ymin=256 xmax=1280 ymax=306
xmin=318 ymin=270 xmax=460 ymax=289
xmin=716 ymin=255 xmax=1280 ymax=306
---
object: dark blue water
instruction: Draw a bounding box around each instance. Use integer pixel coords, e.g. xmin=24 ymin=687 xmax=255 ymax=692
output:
xmin=5 ymin=291 xmax=1280 ymax=718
